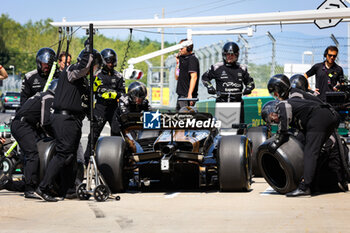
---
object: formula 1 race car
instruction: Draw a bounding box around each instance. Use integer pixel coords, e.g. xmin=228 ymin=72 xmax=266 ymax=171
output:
xmin=95 ymin=112 xmax=252 ymax=193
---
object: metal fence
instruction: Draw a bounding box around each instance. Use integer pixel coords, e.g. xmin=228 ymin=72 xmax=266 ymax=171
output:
xmin=1 ymin=75 xmax=21 ymax=93
xmin=149 ymin=32 xmax=348 ymax=109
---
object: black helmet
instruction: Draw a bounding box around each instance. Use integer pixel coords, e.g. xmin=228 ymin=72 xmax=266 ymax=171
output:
xmin=222 ymin=42 xmax=239 ymax=65
xmin=261 ymin=100 xmax=278 ymax=123
xmin=290 ymin=74 xmax=308 ymax=92
xmin=36 ymin=47 xmax=56 ymax=74
xmin=77 ymin=49 xmax=102 ymax=68
xmin=47 ymin=78 xmax=59 ymax=94
xmin=127 ymin=81 xmax=147 ymax=103
xmin=101 ymin=48 xmax=117 ymax=68
xmin=267 ymin=74 xmax=291 ymax=100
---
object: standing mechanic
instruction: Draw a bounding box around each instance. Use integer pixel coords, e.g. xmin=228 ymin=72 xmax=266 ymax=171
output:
xmin=202 ymin=41 xmax=255 ymax=102
xmin=175 ymin=39 xmax=200 ymax=110
xmin=84 ymin=48 xmax=125 ymax=165
xmin=304 ymin=45 xmax=345 ymax=102
xmin=58 ymin=52 xmax=72 ymax=71
xmin=202 ymin=41 xmax=254 ymax=124
xmin=0 ymin=80 xmax=58 ymax=198
xmin=266 ymin=74 xmax=340 ymax=197
xmin=21 ymin=48 xmax=56 ymax=105
xmin=112 ymin=81 xmax=151 ymax=136
xmin=36 ymin=44 xmax=102 ymax=202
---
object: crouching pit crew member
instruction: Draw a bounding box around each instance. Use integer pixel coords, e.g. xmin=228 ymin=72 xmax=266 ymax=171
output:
xmin=36 ymin=44 xmax=102 ymax=202
xmin=84 ymin=48 xmax=125 ymax=165
xmin=265 ymin=74 xmax=340 ymax=197
xmin=112 ymin=81 xmax=151 ymax=136
xmin=0 ymin=80 xmax=58 ymax=198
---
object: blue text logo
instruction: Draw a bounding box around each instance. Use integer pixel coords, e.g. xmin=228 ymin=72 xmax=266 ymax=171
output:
xmin=143 ymin=110 xmax=161 ymax=129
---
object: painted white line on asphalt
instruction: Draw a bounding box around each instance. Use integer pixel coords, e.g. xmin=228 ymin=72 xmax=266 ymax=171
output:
xmin=260 ymin=186 xmax=278 ymax=196
xmin=164 ymin=192 xmax=180 ymax=199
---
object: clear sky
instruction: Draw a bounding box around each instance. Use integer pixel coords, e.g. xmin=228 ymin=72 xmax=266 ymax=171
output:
xmin=2 ymin=0 xmax=350 ymax=73
xmin=1 ymin=0 xmax=349 ymax=45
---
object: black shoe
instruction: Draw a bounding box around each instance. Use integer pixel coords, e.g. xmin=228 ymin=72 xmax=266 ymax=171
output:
xmin=286 ymin=187 xmax=311 ymax=197
xmin=338 ymin=181 xmax=349 ymax=192
xmin=24 ymin=191 xmax=41 ymax=200
xmin=35 ymin=187 xmax=58 ymax=202
xmin=65 ymin=192 xmax=77 ymax=199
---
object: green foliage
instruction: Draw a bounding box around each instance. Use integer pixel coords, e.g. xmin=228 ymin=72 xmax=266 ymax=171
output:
xmin=0 ymin=14 xmax=175 ymax=84
xmin=248 ymin=63 xmax=284 ymax=88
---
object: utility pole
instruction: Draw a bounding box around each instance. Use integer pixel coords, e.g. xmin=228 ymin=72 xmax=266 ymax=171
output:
xmin=330 ymin=34 xmax=339 ymax=63
xmin=238 ymin=35 xmax=249 ymax=65
xmin=160 ymin=8 xmax=165 ymax=106
xmin=266 ymin=31 xmax=276 ymax=77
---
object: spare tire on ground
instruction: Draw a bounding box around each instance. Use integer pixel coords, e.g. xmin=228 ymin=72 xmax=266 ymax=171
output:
xmin=257 ymin=135 xmax=304 ymax=194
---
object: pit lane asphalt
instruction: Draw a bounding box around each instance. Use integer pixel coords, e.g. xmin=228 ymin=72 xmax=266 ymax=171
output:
xmin=0 ymin=178 xmax=349 ymax=232
xmin=1 ymin=112 xmax=350 ymax=232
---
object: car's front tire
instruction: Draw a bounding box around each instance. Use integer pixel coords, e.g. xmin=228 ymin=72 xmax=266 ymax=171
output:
xmin=96 ymin=136 xmax=127 ymax=193
xmin=218 ymin=135 xmax=252 ymax=192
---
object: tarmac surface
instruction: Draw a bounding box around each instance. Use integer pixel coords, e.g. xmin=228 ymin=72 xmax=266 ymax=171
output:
xmin=0 ymin=178 xmax=349 ymax=233
xmin=1 ymin=112 xmax=350 ymax=232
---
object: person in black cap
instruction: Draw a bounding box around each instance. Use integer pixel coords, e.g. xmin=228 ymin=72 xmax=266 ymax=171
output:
xmin=175 ymin=39 xmax=199 ymax=110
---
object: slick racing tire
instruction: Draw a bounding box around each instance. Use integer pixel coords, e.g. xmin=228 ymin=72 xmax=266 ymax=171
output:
xmin=37 ymin=137 xmax=56 ymax=181
xmin=257 ymin=135 xmax=304 ymax=194
xmin=246 ymin=126 xmax=269 ymax=177
xmin=96 ymin=136 xmax=127 ymax=193
xmin=218 ymin=135 xmax=252 ymax=192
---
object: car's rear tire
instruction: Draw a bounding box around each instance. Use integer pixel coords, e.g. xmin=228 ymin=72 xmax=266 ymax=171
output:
xmin=218 ymin=135 xmax=252 ymax=192
xmin=246 ymin=126 xmax=269 ymax=177
xmin=96 ymin=136 xmax=127 ymax=193
xmin=1 ymin=157 xmax=13 ymax=177
xmin=37 ymin=138 xmax=56 ymax=181
xmin=257 ymin=135 xmax=304 ymax=194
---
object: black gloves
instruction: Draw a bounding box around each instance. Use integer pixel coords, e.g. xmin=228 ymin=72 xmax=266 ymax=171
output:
xmin=268 ymin=141 xmax=279 ymax=154
xmin=207 ymin=86 xmax=217 ymax=95
xmin=243 ymin=89 xmax=252 ymax=95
